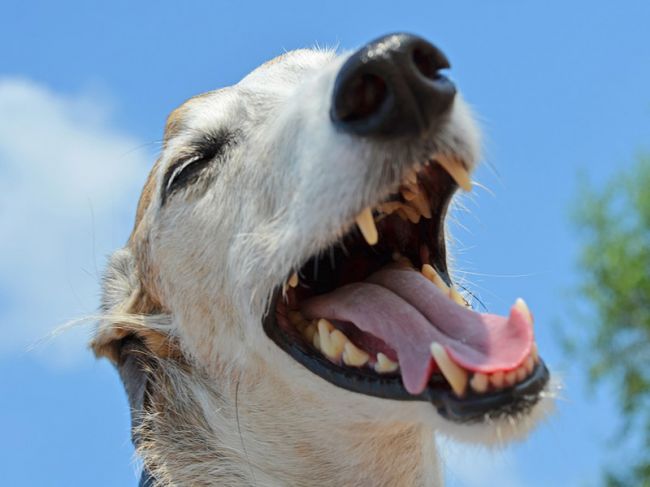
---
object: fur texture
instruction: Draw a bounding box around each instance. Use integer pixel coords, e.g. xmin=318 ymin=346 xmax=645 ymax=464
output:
xmin=91 ymin=46 xmax=552 ymax=486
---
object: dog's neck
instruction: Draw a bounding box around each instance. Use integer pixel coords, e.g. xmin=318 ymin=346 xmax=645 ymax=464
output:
xmin=135 ymin=351 xmax=442 ymax=486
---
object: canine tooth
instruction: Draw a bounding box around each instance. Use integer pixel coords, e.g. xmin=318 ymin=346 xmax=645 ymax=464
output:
xmin=436 ymin=155 xmax=472 ymax=192
xmin=430 ymin=342 xmax=468 ymax=397
xmin=514 ymin=298 xmax=533 ymax=327
xmin=355 ymin=207 xmax=378 ymax=246
xmin=375 ymin=353 xmax=399 ymax=373
xmin=421 ymin=264 xmax=449 ymax=293
xmin=449 ymin=287 xmax=467 ymax=307
xmin=342 ymin=342 xmax=370 ymax=367
xmin=504 ymin=370 xmax=518 ymax=387
xmin=288 ymin=272 xmax=299 ymax=288
xmin=490 ymin=371 xmax=505 ymax=389
xmin=470 ymin=373 xmax=489 ymax=393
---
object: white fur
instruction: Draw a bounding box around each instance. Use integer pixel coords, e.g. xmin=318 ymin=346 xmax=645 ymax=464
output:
xmin=93 ymin=46 xmax=553 ymax=486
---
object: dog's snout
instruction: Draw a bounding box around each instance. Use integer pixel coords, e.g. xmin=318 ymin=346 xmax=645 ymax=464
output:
xmin=330 ymin=33 xmax=457 ymax=137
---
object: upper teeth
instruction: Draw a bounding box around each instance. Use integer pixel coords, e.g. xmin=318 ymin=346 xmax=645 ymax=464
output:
xmin=288 ymin=272 xmax=299 ymax=288
xmin=435 ymin=154 xmax=473 ymax=192
xmin=354 ymin=155 xmax=472 ymax=246
xmin=355 ymin=207 xmax=378 ymax=246
xmin=421 ymin=264 xmax=471 ymax=308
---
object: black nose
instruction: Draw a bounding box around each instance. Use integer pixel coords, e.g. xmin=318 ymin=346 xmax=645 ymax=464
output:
xmin=331 ymin=33 xmax=457 ymax=137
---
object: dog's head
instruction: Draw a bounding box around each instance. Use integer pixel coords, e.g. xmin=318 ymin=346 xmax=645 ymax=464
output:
xmin=94 ymin=33 xmax=551 ymax=443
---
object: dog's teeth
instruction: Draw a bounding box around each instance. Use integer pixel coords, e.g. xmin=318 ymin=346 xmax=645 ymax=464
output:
xmin=342 ymin=342 xmax=370 ymax=367
xmin=400 ymin=203 xmax=421 ymax=223
xmin=490 ymin=371 xmax=505 ymax=389
xmin=531 ymin=343 xmax=539 ymax=364
xmin=513 ymin=297 xmax=534 ymax=328
xmin=430 ymin=342 xmax=468 ymax=397
xmin=516 ymin=365 xmax=528 ymax=382
xmin=401 ymin=187 xmax=418 ymax=201
xmin=355 ymin=207 xmax=378 ymax=246
xmin=449 ymin=287 xmax=467 ymax=307
xmin=409 ymin=191 xmax=432 ymax=219
xmin=421 ymin=264 xmax=449 ymax=293
xmin=435 ymin=155 xmax=472 ymax=192
xmin=504 ymin=369 xmax=518 ymax=387
xmin=374 ymin=353 xmax=399 ymax=373
xmin=288 ymin=272 xmax=299 ymax=288
xmin=312 ymin=331 xmax=321 ymax=351
xmin=379 ymin=201 xmax=402 ymax=215
xmin=405 ymin=168 xmax=418 ymax=185
xmin=317 ymin=319 xmax=345 ymax=362
xmin=321 ymin=329 xmax=347 ymax=362
xmin=317 ymin=318 xmax=334 ymax=335
xmin=303 ymin=323 xmax=317 ymax=342
xmin=524 ymin=354 xmax=535 ymax=374
xmin=396 ymin=208 xmax=410 ymax=221
xmin=470 ymin=373 xmax=489 ymax=393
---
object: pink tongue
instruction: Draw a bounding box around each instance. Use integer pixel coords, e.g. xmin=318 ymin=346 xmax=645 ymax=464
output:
xmin=300 ymin=266 xmax=533 ymax=395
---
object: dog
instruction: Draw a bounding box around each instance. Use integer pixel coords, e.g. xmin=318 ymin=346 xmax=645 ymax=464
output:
xmin=92 ymin=33 xmax=552 ymax=486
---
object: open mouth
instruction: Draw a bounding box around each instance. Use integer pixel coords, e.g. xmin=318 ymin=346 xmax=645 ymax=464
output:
xmin=263 ymin=155 xmax=549 ymax=422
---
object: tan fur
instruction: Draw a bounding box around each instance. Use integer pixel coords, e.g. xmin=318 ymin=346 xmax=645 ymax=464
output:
xmin=92 ymin=46 xmax=552 ymax=486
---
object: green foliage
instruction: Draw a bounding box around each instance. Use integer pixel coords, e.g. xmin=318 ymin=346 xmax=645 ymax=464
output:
xmin=573 ymin=156 xmax=650 ymax=486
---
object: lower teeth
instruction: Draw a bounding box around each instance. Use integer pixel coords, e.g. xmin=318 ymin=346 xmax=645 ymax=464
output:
xmin=283 ymin=304 xmax=539 ymax=394
xmin=280 ymin=266 xmax=538 ymax=395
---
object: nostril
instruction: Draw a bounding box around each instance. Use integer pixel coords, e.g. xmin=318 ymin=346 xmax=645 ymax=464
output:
xmin=331 ymin=33 xmax=456 ymax=137
xmin=334 ymin=73 xmax=388 ymax=122
xmin=411 ymin=43 xmax=451 ymax=81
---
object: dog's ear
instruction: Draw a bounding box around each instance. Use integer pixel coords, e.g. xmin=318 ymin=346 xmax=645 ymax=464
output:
xmin=91 ymin=247 xmax=140 ymax=363
xmin=91 ymin=247 xmax=175 ymax=363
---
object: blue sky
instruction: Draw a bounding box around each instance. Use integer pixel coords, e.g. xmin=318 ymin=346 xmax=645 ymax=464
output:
xmin=1 ymin=1 xmax=649 ymax=485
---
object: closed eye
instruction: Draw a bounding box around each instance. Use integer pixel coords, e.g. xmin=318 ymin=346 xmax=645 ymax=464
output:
xmin=162 ymin=130 xmax=237 ymax=204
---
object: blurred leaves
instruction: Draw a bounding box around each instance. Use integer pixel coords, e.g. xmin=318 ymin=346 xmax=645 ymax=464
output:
xmin=571 ymin=155 xmax=650 ymax=486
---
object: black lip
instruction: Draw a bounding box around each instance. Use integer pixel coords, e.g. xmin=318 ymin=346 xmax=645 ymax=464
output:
xmin=264 ymin=292 xmax=550 ymax=423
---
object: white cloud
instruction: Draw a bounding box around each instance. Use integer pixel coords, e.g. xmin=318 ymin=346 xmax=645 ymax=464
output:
xmin=440 ymin=439 xmax=525 ymax=487
xmin=0 ymin=78 xmax=152 ymax=366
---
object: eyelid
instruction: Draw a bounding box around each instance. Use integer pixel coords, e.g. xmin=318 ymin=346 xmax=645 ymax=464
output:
xmin=165 ymin=154 xmax=203 ymax=193
xmin=161 ymin=130 xmax=238 ymax=204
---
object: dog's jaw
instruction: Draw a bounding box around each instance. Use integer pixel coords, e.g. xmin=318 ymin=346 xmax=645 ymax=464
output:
xmin=92 ymin=44 xmax=552 ymax=486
